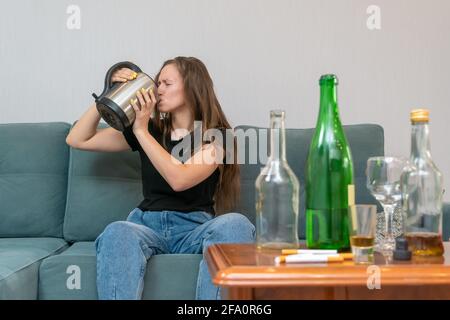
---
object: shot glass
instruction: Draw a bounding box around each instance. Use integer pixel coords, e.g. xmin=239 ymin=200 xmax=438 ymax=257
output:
xmin=348 ymin=204 xmax=377 ymax=264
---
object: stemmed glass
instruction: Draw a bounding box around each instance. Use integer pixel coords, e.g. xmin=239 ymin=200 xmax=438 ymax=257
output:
xmin=366 ymin=157 xmax=407 ymax=253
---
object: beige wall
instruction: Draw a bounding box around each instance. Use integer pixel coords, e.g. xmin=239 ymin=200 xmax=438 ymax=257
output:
xmin=1 ymin=0 xmax=449 ymax=200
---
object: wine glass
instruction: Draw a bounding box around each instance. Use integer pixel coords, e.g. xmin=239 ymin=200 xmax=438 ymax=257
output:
xmin=366 ymin=157 xmax=407 ymax=253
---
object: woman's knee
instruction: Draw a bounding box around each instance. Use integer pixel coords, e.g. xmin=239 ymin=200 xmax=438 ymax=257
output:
xmin=95 ymin=221 xmax=140 ymax=252
xmin=210 ymin=212 xmax=255 ymax=242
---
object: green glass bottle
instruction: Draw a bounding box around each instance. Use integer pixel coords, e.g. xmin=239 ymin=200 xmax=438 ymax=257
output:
xmin=306 ymin=74 xmax=354 ymax=250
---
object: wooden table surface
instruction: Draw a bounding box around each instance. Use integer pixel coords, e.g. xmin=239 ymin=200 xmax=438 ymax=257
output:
xmin=206 ymin=242 xmax=450 ymax=299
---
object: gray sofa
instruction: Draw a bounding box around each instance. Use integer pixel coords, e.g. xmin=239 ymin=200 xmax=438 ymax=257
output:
xmin=0 ymin=122 xmax=448 ymax=299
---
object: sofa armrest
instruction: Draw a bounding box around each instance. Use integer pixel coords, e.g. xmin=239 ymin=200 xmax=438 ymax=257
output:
xmin=443 ymin=202 xmax=450 ymax=241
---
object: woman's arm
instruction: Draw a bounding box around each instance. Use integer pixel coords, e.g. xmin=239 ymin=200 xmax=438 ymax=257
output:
xmin=131 ymin=84 xmax=223 ymax=191
xmin=66 ymin=103 xmax=130 ymax=152
xmin=134 ymin=130 xmax=222 ymax=191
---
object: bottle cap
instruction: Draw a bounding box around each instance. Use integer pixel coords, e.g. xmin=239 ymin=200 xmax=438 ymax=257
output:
xmin=411 ymin=109 xmax=429 ymax=123
xmin=393 ymin=237 xmax=412 ymax=261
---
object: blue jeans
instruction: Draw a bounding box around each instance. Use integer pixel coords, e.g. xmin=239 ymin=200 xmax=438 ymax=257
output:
xmin=94 ymin=208 xmax=255 ymax=300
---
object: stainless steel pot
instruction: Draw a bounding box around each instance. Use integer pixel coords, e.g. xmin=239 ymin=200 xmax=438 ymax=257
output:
xmin=92 ymin=61 xmax=157 ymax=131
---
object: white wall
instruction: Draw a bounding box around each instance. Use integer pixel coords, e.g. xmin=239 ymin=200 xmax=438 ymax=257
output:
xmin=1 ymin=0 xmax=449 ymax=200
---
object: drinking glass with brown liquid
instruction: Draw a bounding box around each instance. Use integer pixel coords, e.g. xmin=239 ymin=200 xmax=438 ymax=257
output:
xmin=348 ymin=205 xmax=377 ymax=264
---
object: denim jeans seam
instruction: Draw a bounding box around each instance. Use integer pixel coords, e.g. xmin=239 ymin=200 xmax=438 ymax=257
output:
xmin=179 ymin=229 xmax=212 ymax=254
xmin=201 ymin=211 xmax=214 ymax=221
xmin=95 ymin=237 xmax=102 ymax=254
xmin=140 ymin=264 xmax=146 ymax=278
xmin=139 ymin=240 xmax=161 ymax=258
xmin=112 ymin=283 xmax=117 ymax=299
xmin=199 ymin=231 xmax=214 ymax=250
xmin=182 ymin=241 xmax=201 ymax=253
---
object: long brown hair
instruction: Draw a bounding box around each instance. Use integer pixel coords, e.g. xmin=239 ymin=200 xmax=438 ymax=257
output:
xmin=153 ymin=57 xmax=240 ymax=214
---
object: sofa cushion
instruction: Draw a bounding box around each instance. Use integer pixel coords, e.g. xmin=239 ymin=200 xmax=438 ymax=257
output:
xmin=39 ymin=241 xmax=202 ymax=300
xmin=63 ymin=124 xmax=143 ymax=242
xmin=0 ymin=238 xmax=68 ymax=299
xmin=235 ymin=124 xmax=384 ymax=239
xmin=0 ymin=122 xmax=70 ymax=237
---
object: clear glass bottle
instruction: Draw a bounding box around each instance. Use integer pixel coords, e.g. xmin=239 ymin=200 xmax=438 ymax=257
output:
xmin=401 ymin=109 xmax=444 ymax=256
xmin=255 ymin=110 xmax=300 ymax=250
xmin=305 ymin=74 xmax=354 ymax=250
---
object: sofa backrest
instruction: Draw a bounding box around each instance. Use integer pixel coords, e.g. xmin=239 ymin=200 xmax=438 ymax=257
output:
xmin=235 ymin=124 xmax=384 ymax=239
xmin=63 ymin=124 xmax=142 ymax=242
xmin=0 ymin=122 xmax=70 ymax=237
xmin=0 ymin=122 xmax=384 ymax=241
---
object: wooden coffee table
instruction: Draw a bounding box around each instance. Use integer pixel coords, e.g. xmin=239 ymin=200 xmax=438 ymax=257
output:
xmin=205 ymin=242 xmax=450 ymax=300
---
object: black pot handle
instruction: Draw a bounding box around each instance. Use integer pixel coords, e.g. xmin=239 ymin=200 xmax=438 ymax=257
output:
xmin=92 ymin=61 xmax=142 ymax=101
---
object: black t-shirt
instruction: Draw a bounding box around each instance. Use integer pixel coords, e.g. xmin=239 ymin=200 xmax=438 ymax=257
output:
xmin=123 ymin=121 xmax=221 ymax=215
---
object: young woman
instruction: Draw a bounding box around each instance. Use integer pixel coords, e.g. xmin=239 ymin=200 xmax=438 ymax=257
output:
xmin=65 ymin=56 xmax=255 ymax=300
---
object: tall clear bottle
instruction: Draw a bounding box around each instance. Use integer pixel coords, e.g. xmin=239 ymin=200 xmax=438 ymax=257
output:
xmin=401 ymin=109 xmax=444 ymax=256
xmin=256 ymin=110 xmax=300 ymax=250
xmin=306 ymin=74 xmax=354 ymax=250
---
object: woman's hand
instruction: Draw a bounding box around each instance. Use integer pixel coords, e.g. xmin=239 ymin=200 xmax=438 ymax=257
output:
xmin=111 ymin=67 xmax=137 ymax=83
xmin=131 ymin=87 xmax=157 ymax=134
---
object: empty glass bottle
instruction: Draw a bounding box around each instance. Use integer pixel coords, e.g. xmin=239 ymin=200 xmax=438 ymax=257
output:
xmin=305 ymin=74 xmax=354 ymax=250
xmin=401 ymin=109 xmax=444 ymax=256
xmin=255 ymin=110 xmax=299 ymax=250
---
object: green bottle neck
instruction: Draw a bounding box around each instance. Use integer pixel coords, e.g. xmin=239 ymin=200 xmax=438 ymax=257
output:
xmin=317 ymin=84 xmax=340 ymax=126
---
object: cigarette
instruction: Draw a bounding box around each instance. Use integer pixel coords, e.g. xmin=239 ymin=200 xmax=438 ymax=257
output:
xmin=280 ymin=249 xmax=353 ymax=260
xmin=281 ymin=249 xmax=338 ymax=255
xmin=275 ymin=254 xmax=345 ymax=264
xmin=280 ymin=252 xmax=352 ymax=260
